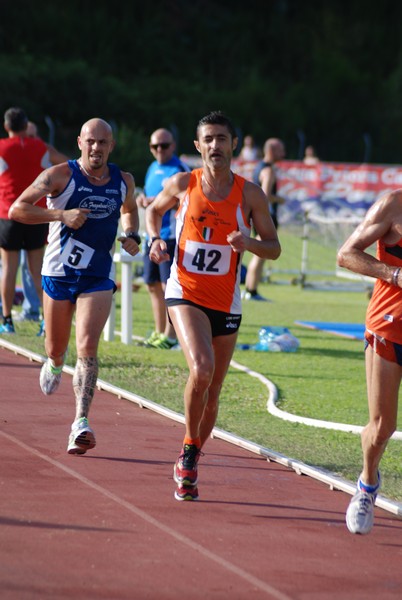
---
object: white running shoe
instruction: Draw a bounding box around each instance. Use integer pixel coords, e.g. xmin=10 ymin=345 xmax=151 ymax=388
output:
xmin=241 ymin=291 xmax=271 ymax=302
xmin=40 ymin=360 xmax=63 ymax=395
xmin=346 ymin=474 xmax=380 ymax=535
xmin=67 ymin=417 xmax=96 ymax=455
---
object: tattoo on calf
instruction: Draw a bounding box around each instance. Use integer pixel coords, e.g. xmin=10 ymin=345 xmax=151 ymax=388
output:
xmin=73 ymin=357 xmax=99 ymax=418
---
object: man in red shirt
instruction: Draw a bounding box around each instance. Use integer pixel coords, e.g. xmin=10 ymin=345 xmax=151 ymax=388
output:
xmin=14 ymin=120 xmax=68 ymax=328
xmin=0 ymin=107 xmax=50 ymax=333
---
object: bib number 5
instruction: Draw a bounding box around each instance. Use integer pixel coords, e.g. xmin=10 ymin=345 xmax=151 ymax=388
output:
xmin=60 ymin=237 xmax=95 ymax=269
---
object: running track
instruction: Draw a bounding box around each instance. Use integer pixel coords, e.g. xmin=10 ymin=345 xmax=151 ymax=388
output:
xmin=1 ymin=344 xmax=402 ymax=600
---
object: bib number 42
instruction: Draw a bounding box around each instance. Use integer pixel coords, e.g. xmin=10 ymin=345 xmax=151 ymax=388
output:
xmin=183 ymin=240 xmax=231 ymax=275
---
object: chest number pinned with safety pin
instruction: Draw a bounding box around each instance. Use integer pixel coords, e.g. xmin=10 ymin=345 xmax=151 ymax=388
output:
xmin=60 ymin=237 xmax=95 ymax=269
xmin=183 ymin=241 xmax=231 ymax=275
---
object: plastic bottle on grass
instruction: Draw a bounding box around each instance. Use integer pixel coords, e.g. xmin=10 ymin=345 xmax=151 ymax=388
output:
xmin=254 ymin=327 xmax=281 ymax=352
xmin=274 ymin=333 xmax=300 ymax=352
xmin=254 ymin=326 xmax=300 ymax=352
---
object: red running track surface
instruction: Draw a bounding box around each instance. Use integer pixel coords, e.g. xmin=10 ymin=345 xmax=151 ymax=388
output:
xmin=1 ymin=346 xmax=402 ymax=600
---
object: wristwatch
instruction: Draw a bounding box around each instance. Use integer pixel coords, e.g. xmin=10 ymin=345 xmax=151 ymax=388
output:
xmin=125 ymin=232 xmax=141 ymax=245
xmin=148 ymin=236 xmax=162 ymax=247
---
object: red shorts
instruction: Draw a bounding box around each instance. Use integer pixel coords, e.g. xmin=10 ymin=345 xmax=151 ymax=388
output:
xmin=365 ymin=330 xmax=402 ymax=366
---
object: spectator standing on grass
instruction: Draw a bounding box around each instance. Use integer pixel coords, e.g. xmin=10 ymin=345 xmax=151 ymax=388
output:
xmin=15 ymin=120 xmax=69 ymax=326
xmin=146 ymin=111 xmax=280 ymax=501
xmin=9 ymin=117 xmax=141 ymax=455
xmin=238 ymin=134 xmax=261 ymax=162
xmin=242 ymin=137 xmax=285 ymax=301
xmin=136 ymin=128 xmax=190 ymax=349
xmin=303 ymin=145 xmax=319 ymax=166
xmin=337 ymin=189 xmax=402 ymax=535
xmin=0 ymin=107 xmax=50 ymax=334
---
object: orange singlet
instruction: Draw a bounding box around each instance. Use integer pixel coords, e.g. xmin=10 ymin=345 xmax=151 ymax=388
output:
xmin=366 ymin=238 xmax=402 ymax=345
xmin=165 ymin=168 xmax=251 ymax=314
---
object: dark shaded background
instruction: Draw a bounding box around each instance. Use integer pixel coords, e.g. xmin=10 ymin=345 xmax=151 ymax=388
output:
xmin=1 ymin=0 xmax=402 ymax=183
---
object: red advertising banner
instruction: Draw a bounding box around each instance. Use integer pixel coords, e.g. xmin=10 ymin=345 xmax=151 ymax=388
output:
xmin=180 ymin=155 xmax=402 ymax=222
xmin=232 ymin=159 xmax=402 ymax=221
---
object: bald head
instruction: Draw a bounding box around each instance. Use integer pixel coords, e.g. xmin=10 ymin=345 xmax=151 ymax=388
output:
xmin=78 ymin=117 xmax=115 ymax=171
xmin=149 ymin=128 xmax=176 ymax=164
xmin=80 ymin=118 xmax=113 ymax=139
xmin=263 ymin=137 xmax=285 ymax=162
xmin=150 ymin=128 xmax=174 ymax=142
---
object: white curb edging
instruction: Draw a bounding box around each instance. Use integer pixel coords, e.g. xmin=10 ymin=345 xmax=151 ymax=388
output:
xmin=230 ymin=359 xmax=402 ymax=440
xmin=1 ymin=338 xmax=401 ymax=517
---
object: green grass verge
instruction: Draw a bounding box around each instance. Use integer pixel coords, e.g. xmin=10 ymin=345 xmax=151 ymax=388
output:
xmin=8 ymin=274 xmax=402 ymax=502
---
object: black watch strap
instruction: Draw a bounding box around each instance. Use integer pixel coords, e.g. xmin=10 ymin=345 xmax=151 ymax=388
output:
xmin=125 ymin=232 xmax=141 ymax=245
xmin=149 ymin=236 xmax=162 ymax=247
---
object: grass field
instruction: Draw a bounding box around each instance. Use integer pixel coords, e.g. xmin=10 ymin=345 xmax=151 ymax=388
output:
xmin=8 ymin=261 xmax=402 ymax=503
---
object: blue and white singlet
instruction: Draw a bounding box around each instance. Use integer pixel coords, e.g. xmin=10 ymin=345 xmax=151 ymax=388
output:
xmin=42 ymin=159 xmax=127 ymax=279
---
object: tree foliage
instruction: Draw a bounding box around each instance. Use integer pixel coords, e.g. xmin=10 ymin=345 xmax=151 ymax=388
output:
xmin=1 ymin=0 xmax=402 ymax=182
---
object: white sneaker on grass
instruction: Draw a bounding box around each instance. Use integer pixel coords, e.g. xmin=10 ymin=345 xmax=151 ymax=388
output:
xmin=67 ymin=417 xmax=96 ymax=455
xmin=346 ymin=474 xmax=381 ymax=535
xmin=39 ymin=359 xmax=63 ymax=395
xmin=241 ymin=290 xmax=272 ymax=302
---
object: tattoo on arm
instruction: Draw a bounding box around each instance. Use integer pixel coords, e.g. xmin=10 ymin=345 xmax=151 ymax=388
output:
xmin=33 ymin=172 xmax=52 ymax=193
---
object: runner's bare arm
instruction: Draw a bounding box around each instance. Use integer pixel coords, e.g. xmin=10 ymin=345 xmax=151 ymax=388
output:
xmin=146 ymin=172 xmax=190 ymax=263
xmin=228 ymin=182 xmax=281 ymax=258
xmin=8 ymin=163 xmax=90 ymax=229
xmin=118 ymin=171 xmax=141 ymax=256
xmin=146 ymin=171 xmax=189 ymax=238
xmin=337 ymin=191 xmax=402 ymax=284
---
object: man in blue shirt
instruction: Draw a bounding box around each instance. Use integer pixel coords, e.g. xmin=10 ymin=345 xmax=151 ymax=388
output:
xmin=9 ymin=117 xmax=141 ymax=455
xmin=137 ymin=128 xmax=190 ymax=348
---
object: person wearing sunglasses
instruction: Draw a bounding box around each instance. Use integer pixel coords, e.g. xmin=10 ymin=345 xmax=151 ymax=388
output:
xmin=146 ymin=111 xmax=280 ymax=500
xmin=137 ymin=128 xmax=190 ymax=349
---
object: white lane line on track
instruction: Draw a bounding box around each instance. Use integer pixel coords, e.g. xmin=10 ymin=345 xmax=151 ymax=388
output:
xmin=1 ymin=338 xmax=401 ymax=516
xmin=0 ymin=429 xmax=292 ymax=600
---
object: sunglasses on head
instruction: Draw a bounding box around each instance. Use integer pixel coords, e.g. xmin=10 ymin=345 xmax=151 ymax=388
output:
xmin=150 ymin=142 xmax=171 ymax=150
